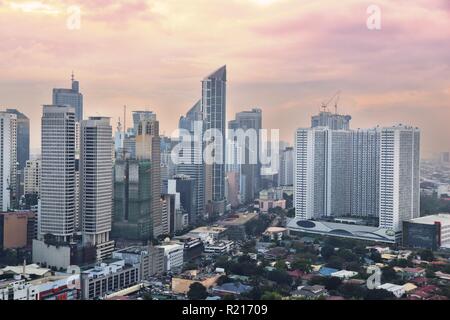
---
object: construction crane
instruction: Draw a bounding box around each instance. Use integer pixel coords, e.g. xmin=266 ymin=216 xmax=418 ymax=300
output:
xmin=321 ymin=90 xmax=341 ymax=113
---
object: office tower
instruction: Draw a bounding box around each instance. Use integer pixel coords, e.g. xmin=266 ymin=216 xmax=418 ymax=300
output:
xmin=166 ymin=180 xmax=189 ymax=232
xmin=52 ymin=73 xmax=83 ymax=122
xmin=5 ymin=109 xmax=29 ymax=205
xmin=136 ymin=115 xmax=162 ymax=238
xmin=311 ymin=111 xmax=352 ymax=130
xmin=113 ymin=159 xmax=152 ymax=241
xmin=228 ymin=108 xmax=262 ymax=204
xmin=5 ymin=110 xmax=29 ymax=171
xmin=0 ymin=112 xmax=16 ymax=211
xmin=351 ymin=128 xmax=380 ymax=217
xmin=177 ymin=100 xmax=205 ymax=220
xmin=379 ymin=125 xmax=420 ymax=233
xmin=75 ymin=158 xmax=81 ymax=231
xmin=160 ymin=136 xmax=177 ymax=194
xmin=202 ymin=66 xmax=227 ymax=215
xmin=132 ymin=111 xmax=156 ymax=135
xmin=40 ymin=105 xmax=76 ymax=242
xmin=24 ymin=159 xmax=41 ymax=195
xmin=23 ymin=159 xmax=40 ymax=209
xmin=279 ymin=147 xmax=294 ymax=186
xmin=172 ymin=174 xmax=196 ymax=225
xmin=80 ymin=117 xmax=115 ymax=260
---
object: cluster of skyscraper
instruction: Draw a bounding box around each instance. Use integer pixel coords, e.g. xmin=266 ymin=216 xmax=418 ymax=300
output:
xmin=294 ymin=111 xmax=420 ymax=237
xmin=1 ymin=66 xmax=423 ymax=267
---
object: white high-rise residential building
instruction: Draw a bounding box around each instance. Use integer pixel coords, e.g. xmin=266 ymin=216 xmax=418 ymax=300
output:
xmin=40 ymin=105 xmax=76 ymax=241
xmin=351 ymin=128 xmax=380 ymax=217
xmin=24 ymin=159 xmax=41 ymax=195
xmin=80 ymin=117 xmax=115 ymax=260
xmin=0 ymin=112 xmax=17 ymax=211
xmin=379 ymin=125 xmax=420 ymax=232
xmin=294 ymin=127 xmax=352 ymax=220
xmin=279 ymin=147 xmax=294 ymax=186
xmin=294 ymin=119 xmax=420 ymax=242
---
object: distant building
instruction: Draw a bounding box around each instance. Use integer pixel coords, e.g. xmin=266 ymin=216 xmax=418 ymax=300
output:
xmin=293 ymin=116 xmax=420 ymax=243
xmin=279 ymin=146 xmax=294 ymax=187
xmin=155 ymin=242 xmax=184 ymax=273
xmin=24 ymin=159 xmax=40 ymax=196
xmin=80 ymin=259 xmax=140 ymax=300
xmin=171 ymin=270 xmax=220 ymax=295
xmin=79 ymin=117 xmax=115 ymax=261
xmin=218 ymin=212 xmax=257 ymax=241
xmin=204 ymin=240 xmax=234 ymax=254
xmin=203 ymin=66 xmax=227 ymax=215
xmin=228 ymin=108 xmax=262 ymax=203
xmin=403 ymin=213 xmax=450 ymax=250
xmin=212 ymin=282 xmax=252 ymax=297
xmin=188 ymin=226 xmax=228 ymax=242
xmin=0 ymin=112 xmax=17 ymax=211
xmin=52 ymin=73 xmax=83 ymax=122
xmin=112 ymin=245 xmax=165 ymax=279
xmin=0 ymin=211 xmax=36 ymax=250
xmin=113 ymin=159 xmax=152 ymax=241
xmin=40 ymin=105 xmax=76 ymax=242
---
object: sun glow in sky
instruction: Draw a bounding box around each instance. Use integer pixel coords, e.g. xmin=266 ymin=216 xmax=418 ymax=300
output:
xmin=0 ymin=0 xmax=449 ymax=156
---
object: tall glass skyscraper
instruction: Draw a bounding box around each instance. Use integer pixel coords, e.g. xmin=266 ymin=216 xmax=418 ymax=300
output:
xmin=53 ymin=74 xmax=83 ymax=122
xmin=202 ymin=66 xmax=227 ymax=215
xmin=178 ymin=100 xmax=205 ymax=221
xmin=228 ymin=108 xmax=262 ymax=204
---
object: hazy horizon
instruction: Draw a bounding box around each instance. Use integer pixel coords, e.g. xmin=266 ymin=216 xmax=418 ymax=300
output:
xmin=1 ymin=0 xmax=449 ymax=157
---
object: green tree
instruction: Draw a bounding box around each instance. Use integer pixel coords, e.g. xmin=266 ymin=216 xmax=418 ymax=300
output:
xmin=323 ymin=277 xmax=342 ymax=291
xmin=187 ymin=283 xmax=208 ymax=300
xmin=267 ymin=269 xmax=292 ymax=286
xmin=321 ymin=245 xmax=335 ymax=260
xmin=261 ymin=291 xmax=282 ymax=300
xmin=418 ymin=249 xmax=434 ymax=262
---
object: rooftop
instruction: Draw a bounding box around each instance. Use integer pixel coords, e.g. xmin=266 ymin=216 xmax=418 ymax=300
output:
xmin=219 ymin=213 xmax=258 ymax=226
xmin=409 ymin=213 xmax=450 ymax=226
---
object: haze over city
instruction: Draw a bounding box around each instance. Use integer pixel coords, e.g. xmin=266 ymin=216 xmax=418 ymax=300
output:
xmin=0 ymin=0 xmax=449 ymax=156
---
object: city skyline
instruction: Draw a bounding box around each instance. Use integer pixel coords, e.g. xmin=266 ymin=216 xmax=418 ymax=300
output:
xmin=1 ymin=0 xmax=449 ymax=156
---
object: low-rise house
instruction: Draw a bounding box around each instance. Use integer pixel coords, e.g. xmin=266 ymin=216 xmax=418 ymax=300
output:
xmin=319 ymin=267 xmax=339 ymax=277
xmin=377 ymin=283 xmax=405 ymax=298
xmin=212 ymin=282 xmax=252 ymax=297
xmin=408 ymin=285 xmax=440 ymax=300
xmin=171 ymin=271 xmax=221 ymax=295
xmin=403 ymin=267 xmax=426 ymax=279
xmin=402 ymin=283 xmax=418 ymax=293
xmin=435 ymin=271 xmax=450 ymax=280
xmin=410 ymin=277 xmax=429 ymax=287
xmin=264 ymin=247 xmax=288 ymax=260
xmin=331 ymin=270 xmax=358 ymax=279
xmin=287 ymin=270 xmax=304 ymax=280
xmin=291 ymin=285 xmax=328 ymax=299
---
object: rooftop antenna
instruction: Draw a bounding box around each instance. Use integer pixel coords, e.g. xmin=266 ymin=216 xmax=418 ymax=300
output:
xmin=71 ymin=71 xmax=75 ymax=82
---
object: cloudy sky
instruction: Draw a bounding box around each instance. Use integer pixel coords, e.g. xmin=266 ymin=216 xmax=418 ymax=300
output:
xmin=0 ymin=0 xmax=449 ymax=156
